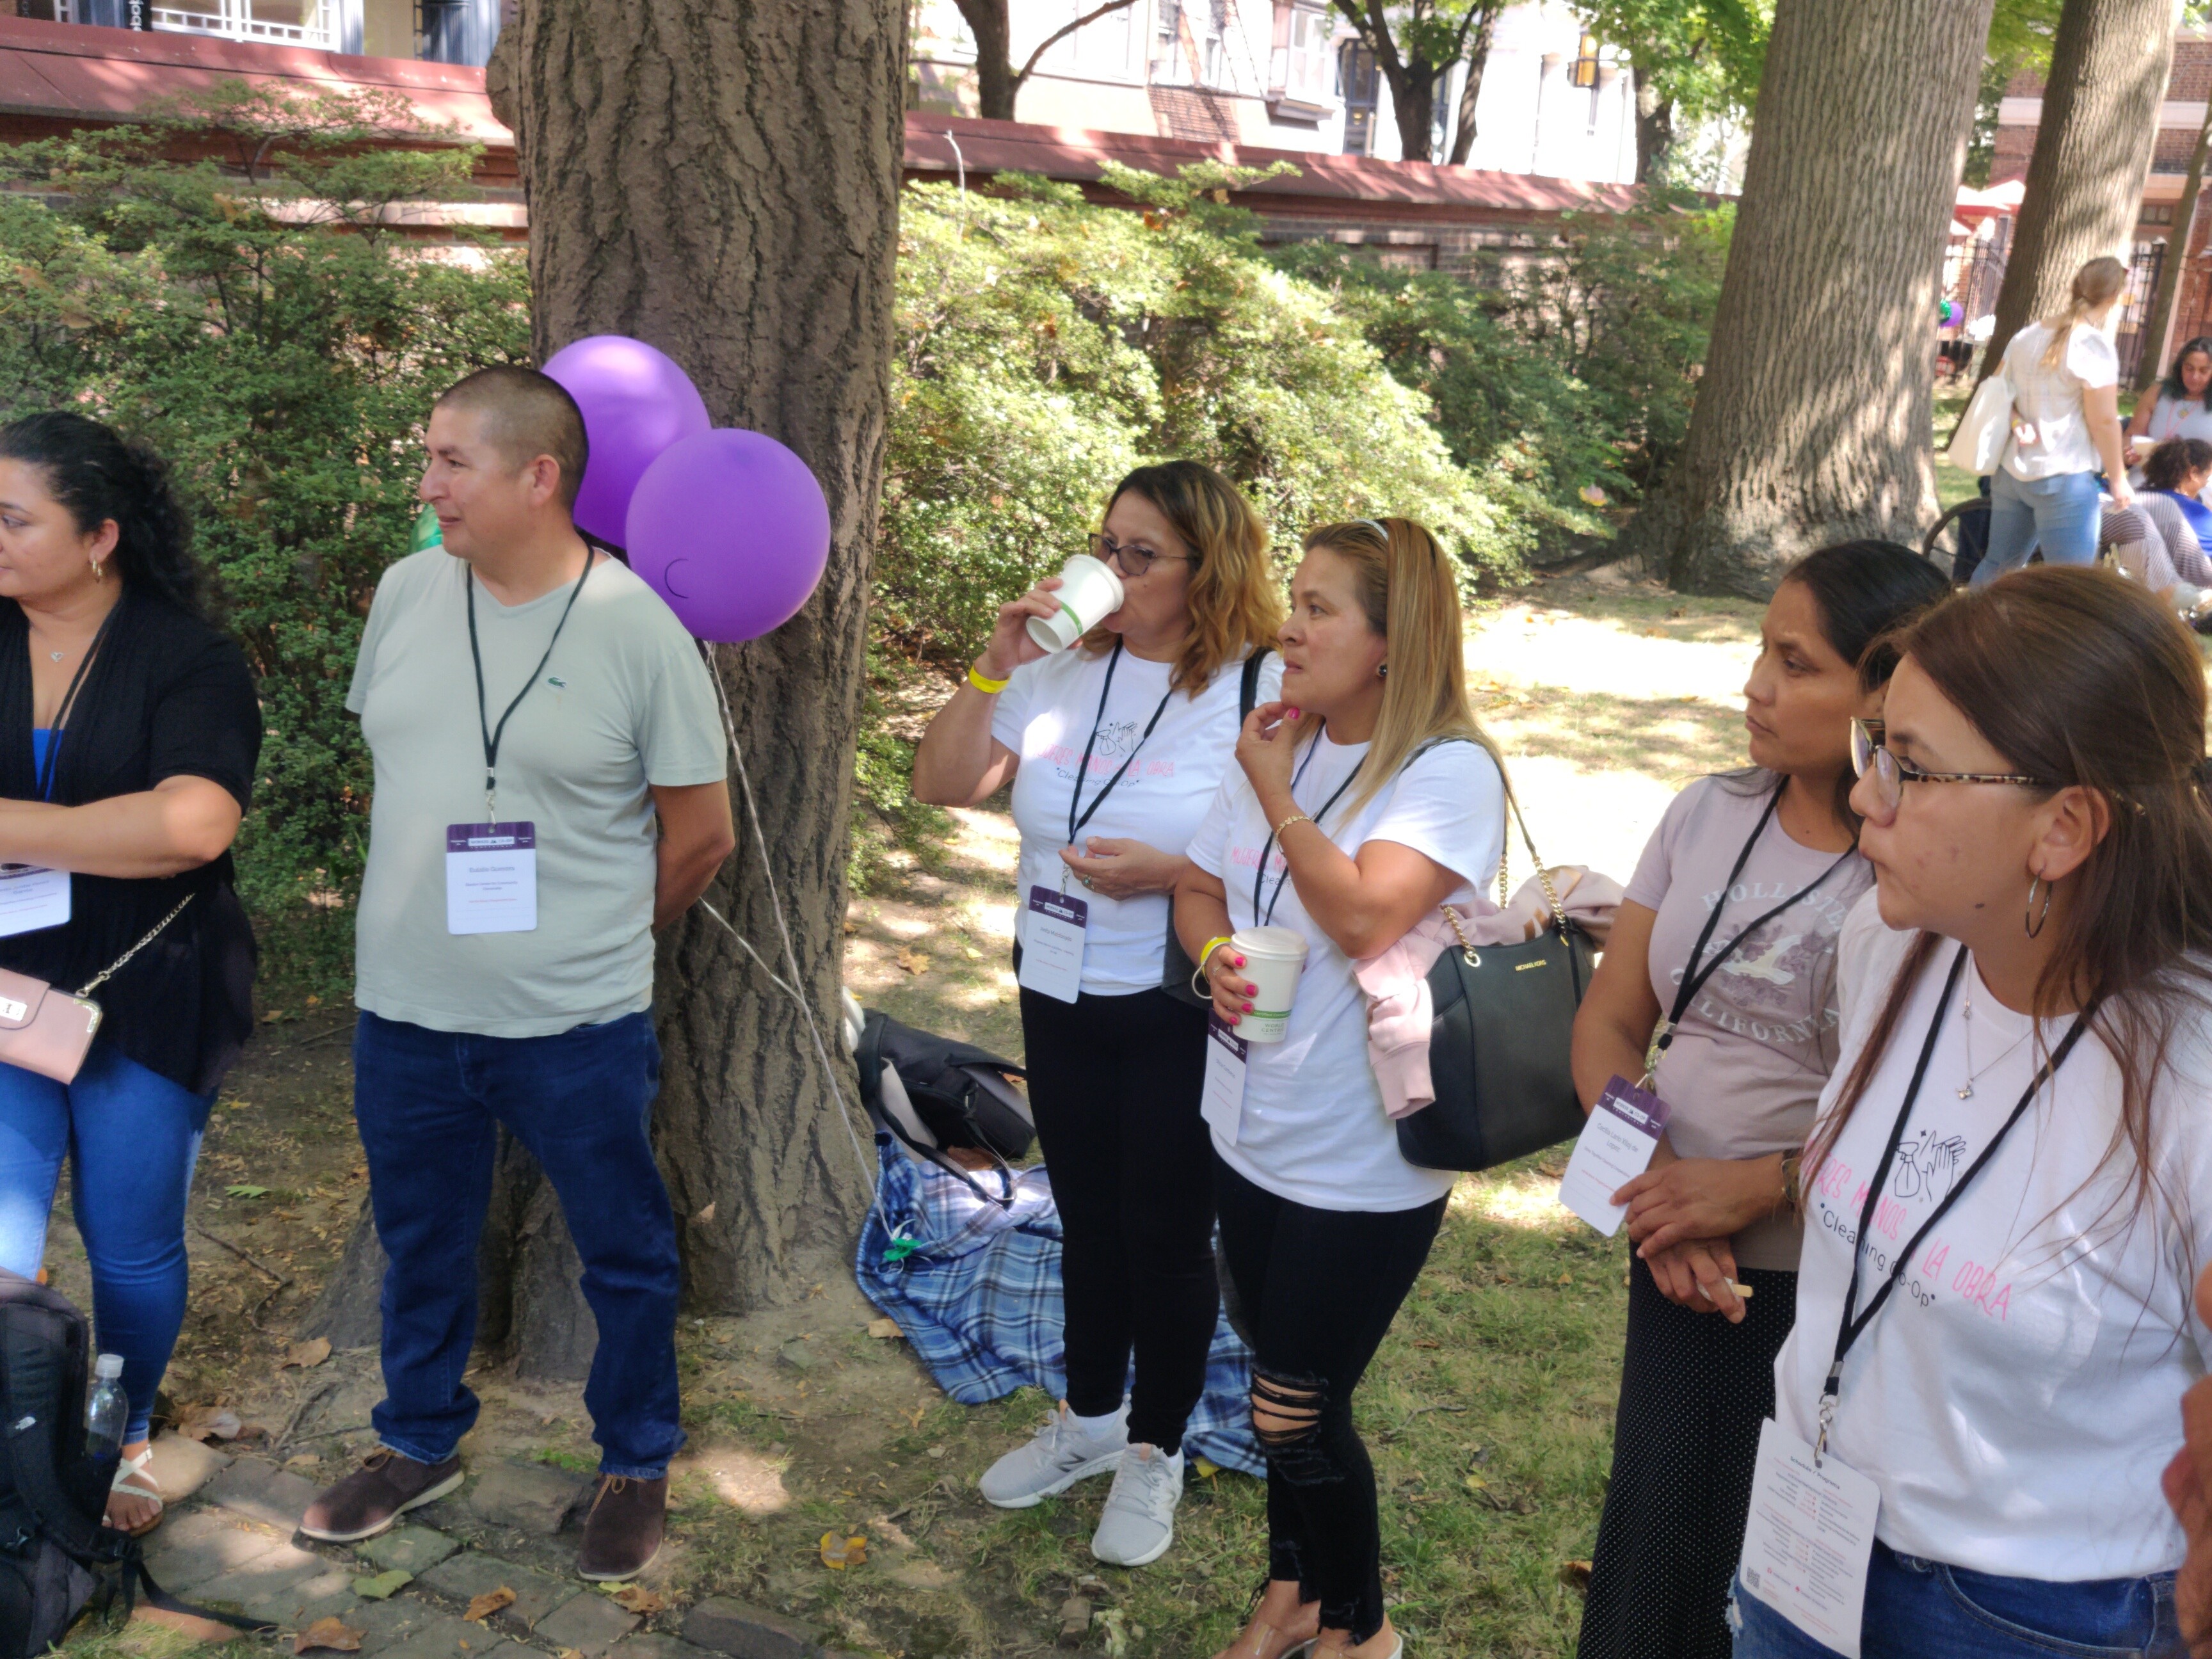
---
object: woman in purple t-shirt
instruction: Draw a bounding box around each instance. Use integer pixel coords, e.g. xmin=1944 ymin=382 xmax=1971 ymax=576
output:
xmin=1569 ymin=542 xmax=1950 ymax=1659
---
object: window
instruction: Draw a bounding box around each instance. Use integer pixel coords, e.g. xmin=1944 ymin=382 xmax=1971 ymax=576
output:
xmin=149 ymin=0 xmax=335 ymax=47
xmin=1340 ymin=42 xmax=1378 ymax=154
xmin=1272 ymin=3 xmax=1332 ymax=104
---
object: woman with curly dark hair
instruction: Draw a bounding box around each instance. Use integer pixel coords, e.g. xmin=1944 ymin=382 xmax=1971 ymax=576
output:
xmin=0 ymin=412 xmax=261 ymax=1537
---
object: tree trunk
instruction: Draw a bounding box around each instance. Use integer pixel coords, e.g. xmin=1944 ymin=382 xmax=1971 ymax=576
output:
xmin=1381 ymin=57 xmax=1439 ymax=163
xmin=310 ymin=0 xmax=900 ymax=1374
xmin=952 ymin=0 xmax=1017 ymax=120
xmin=1980 ymin=0 xmax=2176 ymax=378
xmin=1633 ymin=71 xmax=1672 ymax=185
xmin=1614 ymin=0 xmax=1996 ymax=595
xmin=2135 ymin=97 xmax=2212 ymax=392
xmin=1445 ymin=15 xmax=1498 ymax=167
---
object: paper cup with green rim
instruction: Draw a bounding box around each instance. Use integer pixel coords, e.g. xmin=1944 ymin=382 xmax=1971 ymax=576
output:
xmin=1228 ymin=926 xmax=1308 ymax=1043
xmin=1024 ymin=553 xmax=1126 ymax=653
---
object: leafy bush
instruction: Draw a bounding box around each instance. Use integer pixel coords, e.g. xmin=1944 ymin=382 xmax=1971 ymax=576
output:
xmin=0 ymin=84 xmax=530 ymax=990
xmin=879 ymin=164 xmax=1525 ymax=664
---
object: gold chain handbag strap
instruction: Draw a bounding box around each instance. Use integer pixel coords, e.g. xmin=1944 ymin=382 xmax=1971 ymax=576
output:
xmin=1461 ymin=779 xmax=1567 ymax=940
xmin=74 ymin=893 xmax=194 ymax=999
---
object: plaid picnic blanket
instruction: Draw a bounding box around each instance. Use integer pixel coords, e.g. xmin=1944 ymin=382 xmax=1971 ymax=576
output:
xmin=854 ymin=1135 xmax=1263 ymax=1477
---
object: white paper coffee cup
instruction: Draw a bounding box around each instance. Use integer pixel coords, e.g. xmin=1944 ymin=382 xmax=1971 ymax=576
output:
xmin=1230 ymin=925 xmax=1308 ymax=1043
xmin=1025 ymin=553 xmax=1126 ymax=653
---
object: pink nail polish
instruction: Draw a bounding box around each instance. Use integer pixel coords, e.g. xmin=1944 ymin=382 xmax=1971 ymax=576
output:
xmin=1235 ymin=955 xmax=1246 ymax=967
xmin=1242 ymin=1002 xmax=1253 ymax=1013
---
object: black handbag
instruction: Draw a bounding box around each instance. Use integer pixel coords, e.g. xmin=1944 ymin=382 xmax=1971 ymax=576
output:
xmin=1393 ymin=793 xmax=1597 ymax=1173
xmin=1162 ymin=646 xmax=1274 ymax=1009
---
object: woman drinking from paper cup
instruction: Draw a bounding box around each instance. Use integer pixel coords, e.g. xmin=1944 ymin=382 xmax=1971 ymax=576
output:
xmin=1176 ymin=517 xmax=1504 ymax=1659
xmin=0 ymin=412 xmax=262 ymax=1537
xmin=1572 ymin=541 xmax=1948 ymax=1659
xmin=911 ymin=460 xmax=1283 ymax=1567
xmin=1729 ymin=565 xmax=2212 ymax=1656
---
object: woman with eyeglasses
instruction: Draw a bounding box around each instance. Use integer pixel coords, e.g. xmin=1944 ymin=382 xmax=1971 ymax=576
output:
xmin=1570 ymin=543 xmax=1948 ymax=1659
xmin=912 ymin=461 xmax=1284 ymax=1568
xmin=1729 ymin=565 xmax=2212 ymax=1658
xmin=2125 ymin=335 xmax=2212 ymax=466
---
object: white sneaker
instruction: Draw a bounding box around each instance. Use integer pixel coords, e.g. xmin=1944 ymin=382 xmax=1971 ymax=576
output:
xmin=1090 ymin=1443 xmax=1183 ymax=1567
xmin=978 ymin=1402 xmax=1128 ymax=1509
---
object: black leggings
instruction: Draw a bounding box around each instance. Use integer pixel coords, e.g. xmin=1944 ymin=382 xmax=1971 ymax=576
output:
xmin=1214 ymin=1154 xmax=1445 ymax=1643
xmin=1019 ymin=984 xmax=1216 ymax=1453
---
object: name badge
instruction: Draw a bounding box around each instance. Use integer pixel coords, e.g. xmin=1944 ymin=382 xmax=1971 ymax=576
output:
xmin=1017 ymin=885 xmax=1087 ymax=1004
xmin=0 ymin=864 xmax=70 ymax=939
xmin=1557 ymin=1075 xmax=1669 ymax=1237
xmin=445 ymin=822 xmax=537 ymax=934
xmin=1738 ymin=1418 xmax=1880 ymax=1658
xmin=1200 ymin=1013 xmax=1248 ymax=1145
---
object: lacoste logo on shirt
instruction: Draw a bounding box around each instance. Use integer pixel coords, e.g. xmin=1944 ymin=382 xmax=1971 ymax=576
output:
xmin=547 ymin=676 xmax=567 ymax=689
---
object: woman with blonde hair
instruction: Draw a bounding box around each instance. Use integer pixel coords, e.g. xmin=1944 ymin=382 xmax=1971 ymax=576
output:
xmin=913 ymin=460 xmax=1284 ymax=1568
xmin=1176 ymin=517 xmax=1505 ymax=1659
xmin=1974 ymin=255 xmax=2134 ymax=588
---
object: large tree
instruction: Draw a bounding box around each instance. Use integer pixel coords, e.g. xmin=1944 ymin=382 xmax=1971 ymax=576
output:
xmin=1333 ymin=0 xmax=1507 ymax=164
xmin=948 ymin=0 xmax=1141 ymax=122
xmin=1979 ymin=0 xmax=2176 ymax=376
xmin=312 ymin=0 xmax=904 ymax=1371
xmin=1615 ymin=0 xmax=1996 ymax=594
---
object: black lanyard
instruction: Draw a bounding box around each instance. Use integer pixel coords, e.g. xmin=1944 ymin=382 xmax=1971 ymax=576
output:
xmin=1252 ymin=735 xmax=1364 ymax=927
xmin=1815 ymin=943 xmax=2090 ymax=1461
xmin=465 ymin=554 xmax=593 ymax=820
xmin=1655 ymin=783 xmax=1857 ymax=1061
xmin=33 ymin=602 xmax=121 ymax=803
xmin=1064 ymin=638 xmax=1176 ymax=850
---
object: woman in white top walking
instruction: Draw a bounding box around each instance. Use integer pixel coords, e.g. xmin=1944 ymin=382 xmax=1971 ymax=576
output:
xmin=1729 ymin=565 xmax=2212 ymax=1658
xmin=912 ymin=461 xmax=1283 ymax=1569
xmin=1973 ymin=257 xmax=2134 ymax=589
xmin=1178 ymin=518 xmax=1505 ymax=1659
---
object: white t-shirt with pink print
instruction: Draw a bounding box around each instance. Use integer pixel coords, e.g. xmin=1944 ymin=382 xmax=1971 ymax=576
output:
xmin=1771 ymin=892 xmax=2212 ymax=1580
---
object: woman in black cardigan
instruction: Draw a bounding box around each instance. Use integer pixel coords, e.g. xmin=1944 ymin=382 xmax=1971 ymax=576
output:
xmin=0 ymin=412 xmax=260 ymax=1534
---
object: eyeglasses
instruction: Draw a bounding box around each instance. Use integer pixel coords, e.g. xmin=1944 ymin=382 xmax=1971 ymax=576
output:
xmin=1849 ymin=717 xmax=2054 ymax=816
xmin=1089 ymin=532 xmax=1192 ymax=580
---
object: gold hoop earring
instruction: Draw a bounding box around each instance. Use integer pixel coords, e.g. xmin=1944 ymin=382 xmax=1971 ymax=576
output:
xmin=2025 ymin=874 xmax=2051 ymax=939
xmin=90 ymin=558 xmax=104 ymax=583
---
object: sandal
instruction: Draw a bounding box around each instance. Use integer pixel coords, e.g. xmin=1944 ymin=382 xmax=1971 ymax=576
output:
xmin=108 ymin=1447 xmax=164 ymax=1537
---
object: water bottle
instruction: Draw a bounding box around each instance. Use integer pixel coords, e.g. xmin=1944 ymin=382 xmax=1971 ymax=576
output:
xmin=84 ymin=1353 xmax=126 ymax=1473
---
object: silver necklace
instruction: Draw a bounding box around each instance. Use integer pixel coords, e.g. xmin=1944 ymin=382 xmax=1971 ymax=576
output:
xmin=1958 ymin=988 xmax=2035 ymax=1100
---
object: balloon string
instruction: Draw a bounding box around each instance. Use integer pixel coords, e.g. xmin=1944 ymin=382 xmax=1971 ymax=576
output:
xmin=694 ymin=641 xmax=894 ymax=1243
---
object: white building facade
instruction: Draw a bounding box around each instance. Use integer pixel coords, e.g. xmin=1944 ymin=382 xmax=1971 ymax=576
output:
xmin=910 ymin=0 xmax=1638 ymax=184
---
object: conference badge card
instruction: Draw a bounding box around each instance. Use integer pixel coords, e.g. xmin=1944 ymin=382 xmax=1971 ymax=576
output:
xmin=445 ymin=822 xmax=538 ymax=934
xmin=1557 ymin=1075 xmax=1669 ymax=1236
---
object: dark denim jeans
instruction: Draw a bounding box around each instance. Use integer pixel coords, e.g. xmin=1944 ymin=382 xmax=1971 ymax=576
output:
xmin=1731 ymin=1541 xmax=2183 ymax=1658
xmin=353 ymin=1010 xmax=683 ymax=1479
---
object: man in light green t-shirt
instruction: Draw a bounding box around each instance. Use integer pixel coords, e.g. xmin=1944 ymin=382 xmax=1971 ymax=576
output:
xmin=299 ymin=367 xmax=735 ymax=1583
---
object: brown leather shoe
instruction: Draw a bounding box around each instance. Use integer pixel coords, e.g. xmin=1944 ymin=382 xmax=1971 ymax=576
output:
xmin=575 ymin=1473 xmax=667 ymax=1580
xmin=300 ymin=1448 xmax=463 ymax=1543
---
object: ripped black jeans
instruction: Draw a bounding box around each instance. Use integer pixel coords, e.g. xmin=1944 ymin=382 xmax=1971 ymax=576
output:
xmin=1214 ymin=1155 xmax=1446 ymax=1643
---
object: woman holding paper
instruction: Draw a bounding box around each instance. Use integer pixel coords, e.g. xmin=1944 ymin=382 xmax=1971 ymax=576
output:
xmin=911 ymin=461 xmax=1283 ymax=1569
xmin=1571 ymin=542 xmax=1948 ymax=1659
xmin=0 ymin=412 xmax=261 ymax=1536
xmin=1176 ymin=517 xmax=1505 ymax=1659
xmin=1729 ymin=566 xmax=2212 ymax=1657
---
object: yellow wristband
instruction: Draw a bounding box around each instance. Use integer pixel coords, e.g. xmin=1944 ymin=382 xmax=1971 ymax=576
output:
xmin=1196 ymin=935 xmax=1235 ymax=972
xmin=967 ymin=662 xmax=1010 ymax=694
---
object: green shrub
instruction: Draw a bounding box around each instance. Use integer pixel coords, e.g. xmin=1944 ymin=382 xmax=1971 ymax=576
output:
xmin=0 ymin=84 xmax=530 ymax=992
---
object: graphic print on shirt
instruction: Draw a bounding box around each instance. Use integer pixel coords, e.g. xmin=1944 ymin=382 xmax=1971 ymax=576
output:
xmin=1665 ymin=878 xmax=1855 ymax=1061
xmin=1892 ymin=1127 xmax=1969 ymax=1205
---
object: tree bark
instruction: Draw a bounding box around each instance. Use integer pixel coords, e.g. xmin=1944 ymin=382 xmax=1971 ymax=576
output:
xmin=1380 ymin=56 xmax=1439 ymax=163
xmin=1980 ymin=0 xmax=2177 ymax=378
xmin=952 ymin=0 xmax=1017 ymax=120
xmin=2135 ymin=95 xmax=2212 ymax=392
xmin=1445 ymin=12 xmax=1498 ymax=167
xmin=1614 ymin=0 xmax=1996 ymax=595
xmin=1633 ymin=70 xmax=1672 ymax=185
xmin=311 ymin=0 xmax=900 ymax=1374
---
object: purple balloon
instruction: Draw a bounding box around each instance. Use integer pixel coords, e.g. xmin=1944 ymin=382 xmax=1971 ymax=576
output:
xmin=541 ymin=335 xmax=711 ymax=545
xmin=625 ymin=428 xmax=831 ymax=643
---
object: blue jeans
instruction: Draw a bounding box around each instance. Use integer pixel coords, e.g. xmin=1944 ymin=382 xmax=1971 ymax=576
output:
xmin=1730 ymin=1542 xmax=2184 ymax=1657
xmin=353 ymin=1011 xmax=683 ymax=1479
xmin=1975 ymin=467 xmax=2105 ymax=587
xmin=0 ymin=1043 xmax=211 ymax=1445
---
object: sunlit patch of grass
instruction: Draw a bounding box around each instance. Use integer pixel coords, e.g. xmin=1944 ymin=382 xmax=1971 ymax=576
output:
xmin=1484 ymin=686 xmax=1745 ymax=784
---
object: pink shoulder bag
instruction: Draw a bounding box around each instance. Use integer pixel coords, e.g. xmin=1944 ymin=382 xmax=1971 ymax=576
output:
xmin=0 ymin=894 xmax=191 ymax=1084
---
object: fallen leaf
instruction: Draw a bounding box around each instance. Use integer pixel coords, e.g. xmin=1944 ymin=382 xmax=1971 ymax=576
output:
xmin=866 ymin=1317 xmax=901 ymax=1340
xmin=894 ymin=947 xmax=930 ymax=975
xmin=227 ymin=1183 xmax=270 ymax=1199
xmin=1192 ymin=1455 xmax=1220 ymax=1479
xmin=1464 ymin=1473 xmax=1489 ymax=1493
xmin=693 ymin=1201 xmax=716 ymax=1224
xmin=609 ymin=1584 xmax=666 ymax=1615
xmin=295 ymin=1616 xmax=364 ymax=1654
xmin=1558 ymin=1559 xmax=1593 ymax=1594
xmin=463 ymin=1587 xmax=515 ymax=1622
xmin=1413 ymin=1338 xmax=1441 ymax=1349
xmin=283 ymin=1337 xmax=332 ymax=1370
xmin=177 ymin=1404 xmax=243 ymax=1443
xmin=352 ymin=1569 xmax=412 ymax=1599
xmin=818 ymin=1531 xmax=868 ymax=1569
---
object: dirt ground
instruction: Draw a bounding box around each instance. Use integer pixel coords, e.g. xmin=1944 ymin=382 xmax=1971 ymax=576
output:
xmin=61 ymin=572 xmax=1766 ymax=1659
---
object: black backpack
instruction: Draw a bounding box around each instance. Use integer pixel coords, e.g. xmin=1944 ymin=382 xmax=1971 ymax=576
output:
xmin=853 ymin=1008 xmax=1034 ymax=1203
xmin=0 ymin=1272 xmax=270 ymax=1653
